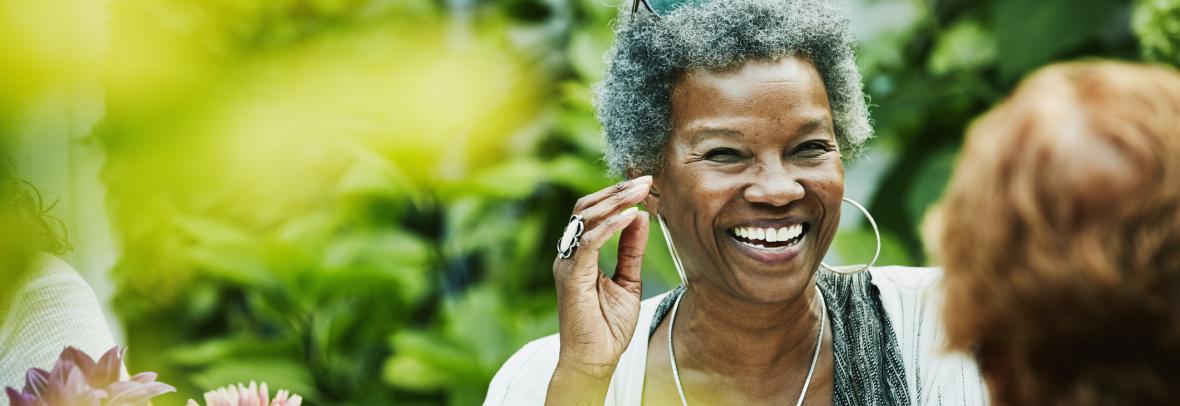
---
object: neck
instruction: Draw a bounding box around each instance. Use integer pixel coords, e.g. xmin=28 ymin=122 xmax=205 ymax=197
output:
xmin=672 ymin=278 xmax=823 ymax=377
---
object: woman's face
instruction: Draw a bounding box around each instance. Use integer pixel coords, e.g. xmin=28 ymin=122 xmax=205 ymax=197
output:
xmin=650 ymin=56 xmax=844 ymax=303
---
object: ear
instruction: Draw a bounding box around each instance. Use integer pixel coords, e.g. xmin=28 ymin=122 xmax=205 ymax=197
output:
xmin=627 ymin=169 xmax=662 ymax=216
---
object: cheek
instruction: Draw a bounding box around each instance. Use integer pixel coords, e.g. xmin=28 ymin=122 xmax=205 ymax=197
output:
xmin=665 ymin=170 xmax=739 ymax=212
xmin=799 ymin=160 xmax=845 ymax=201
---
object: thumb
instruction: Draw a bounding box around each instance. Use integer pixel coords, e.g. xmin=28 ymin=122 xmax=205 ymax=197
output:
xmin=612 ymin=210 xmax=649 ymax=292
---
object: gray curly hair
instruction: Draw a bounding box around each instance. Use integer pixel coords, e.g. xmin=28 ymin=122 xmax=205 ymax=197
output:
xmin=596 ymin=0 xmax=872 ymax=177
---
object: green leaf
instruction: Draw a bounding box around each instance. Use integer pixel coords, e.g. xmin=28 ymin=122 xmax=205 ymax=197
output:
xmin=992 ymin=0 xmax=1126 ymax=79
xmin=166 ymin=336 xmax=296 ymax=367
xmin=183 ymin=240 xmax=275 ymax=286
xmin=832 ymin=228 xmax=913 ymax=267
xmin=462 ymin=159 xmax=548 ymax=199
xmin=384 ymin=331 xmax=482 ymax=391
xmin=318 ymin=230 xmax=433 ymax=303
xmin=546 ymin=155 xmax=612 ymax=194
xmin=383 ymin=355 xmax=451 ymax=391
xmin=190 ymin=357 xmax=318 ymax=402
xmin=905 ymin=147 xmax=958 ymax=229
xmin=1134 ymin=0 xmax=1180 ymax=66
xmin=567 ymin=27 xmax=611 ymax=81
xmin=555 ymin=104 xmax=605 ymax=154
xmin=927 ymin=20 xmax=997 ymax=75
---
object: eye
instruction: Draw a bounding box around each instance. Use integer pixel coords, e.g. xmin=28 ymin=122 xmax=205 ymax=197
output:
xmin=795 ymin=140 xmax=834 ymax=157
xmin=703 ymin=147 xmax=743 ymax=162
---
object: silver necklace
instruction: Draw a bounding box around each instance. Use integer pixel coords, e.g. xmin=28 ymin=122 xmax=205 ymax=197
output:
xmin=667 ymin=286 xmax=826 ymax=406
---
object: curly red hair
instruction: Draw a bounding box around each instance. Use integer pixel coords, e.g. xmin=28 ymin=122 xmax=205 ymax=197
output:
xmin=939 ymin=61 xmax=1180 ymax=405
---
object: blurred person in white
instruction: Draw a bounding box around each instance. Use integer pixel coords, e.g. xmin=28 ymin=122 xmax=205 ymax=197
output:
xmin=0 ymin=153 xmax=118 ymax=397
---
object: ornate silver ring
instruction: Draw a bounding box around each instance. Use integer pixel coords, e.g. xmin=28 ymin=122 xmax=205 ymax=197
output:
xmin=557 ymin=215 xmax=585 ymax=259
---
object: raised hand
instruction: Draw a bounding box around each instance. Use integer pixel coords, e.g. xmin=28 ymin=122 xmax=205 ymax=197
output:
xmin=547 ymin=175 xmax=652 ymax=405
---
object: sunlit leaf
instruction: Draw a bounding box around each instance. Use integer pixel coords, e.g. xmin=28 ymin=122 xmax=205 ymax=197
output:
xmin=1134 ymin=0 xmax=1180 ymax=66
xmin=927 ymin=20 xmax=996 ymax=75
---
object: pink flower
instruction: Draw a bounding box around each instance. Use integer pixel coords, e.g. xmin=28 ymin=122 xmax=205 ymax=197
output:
xmin=4 ymin=346 xmax=175 ymax=406
xmin=186 ymin=381 xmax=302 ymax=406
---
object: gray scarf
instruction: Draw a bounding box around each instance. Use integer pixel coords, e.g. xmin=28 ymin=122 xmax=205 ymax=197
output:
xmin=649 ymin=270 xmax=911 ymax=406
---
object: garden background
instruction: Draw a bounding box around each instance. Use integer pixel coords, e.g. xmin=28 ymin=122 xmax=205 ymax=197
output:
xmin=1 ymin=0 xmax=1177 ymax=404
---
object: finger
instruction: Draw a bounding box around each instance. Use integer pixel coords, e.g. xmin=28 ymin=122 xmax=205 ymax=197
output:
xmin=567 ymin=207 xmax=640 ymax=280
xmin=572 ymin=175 xmax=653 ymax=213
xmin=612 ymin=210 xmax=649 ymax=292
xmin=577 ymin=181 xmax=650 ymax=230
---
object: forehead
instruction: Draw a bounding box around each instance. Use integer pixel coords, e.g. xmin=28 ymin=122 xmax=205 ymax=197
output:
xmin=669 ymin=56 xmax=832 ymax=135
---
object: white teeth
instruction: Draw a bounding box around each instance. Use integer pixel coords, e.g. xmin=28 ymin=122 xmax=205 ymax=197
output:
xmin=781 ymin=225 xmax=798 ymax=241
xmin=732 ymin=224 xmax=806 ymax=244
xmin=738 ymin=239 xmax=787 ymax=251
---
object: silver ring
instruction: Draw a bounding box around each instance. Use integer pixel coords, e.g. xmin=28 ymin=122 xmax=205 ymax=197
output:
xmin=557 ymin=215 xmax=585 ymax=259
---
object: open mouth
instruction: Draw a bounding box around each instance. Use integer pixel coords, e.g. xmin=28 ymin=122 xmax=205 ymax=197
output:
xmin=727 ymin=223 xmax=810 ymax=251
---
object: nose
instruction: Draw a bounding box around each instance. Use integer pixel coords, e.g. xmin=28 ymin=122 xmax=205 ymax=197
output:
xmin=743 ymin=162 xmax=805 ymax=207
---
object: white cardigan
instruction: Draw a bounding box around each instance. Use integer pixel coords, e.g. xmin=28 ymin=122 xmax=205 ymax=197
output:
xmin=484 ymin=267 xmax=988 ymax=405
xmin=0 ymin=255 xmax=118 ymax=400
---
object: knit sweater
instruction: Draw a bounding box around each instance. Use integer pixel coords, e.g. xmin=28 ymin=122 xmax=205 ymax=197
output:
xmin=0 ymin=255 xmax=118 ymax=403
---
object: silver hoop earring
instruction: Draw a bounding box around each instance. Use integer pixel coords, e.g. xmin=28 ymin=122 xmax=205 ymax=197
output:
xmin=657 ymin=213 xmax=689 ymax=287
xmin=819 ymin=197 xmax=881 ymax=275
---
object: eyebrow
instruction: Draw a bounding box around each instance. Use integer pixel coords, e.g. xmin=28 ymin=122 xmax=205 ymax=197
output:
xmin=689 ymin=128 xmax=744 ymax=144
xmin=795 ymin=119 xmax=831 ymax=137
xmin=687 ymin=118 xmax=832 ymax=145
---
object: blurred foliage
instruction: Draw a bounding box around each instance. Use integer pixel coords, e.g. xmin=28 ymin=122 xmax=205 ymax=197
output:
xmin=1135 ymin=0 xmax=1180 ymax=64
xmin=94 ymin=0 xmax=662 ymax=404
xmin=2 ymin=0 xmax=1168 ymax=404
xmin=853 ymin=0 xmax=1139 ymax=264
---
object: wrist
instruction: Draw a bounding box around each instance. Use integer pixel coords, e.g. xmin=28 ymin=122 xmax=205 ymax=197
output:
xmin=554 ymin=358 xmax=617 ymax=381
xmin=546 ymin=362 xmax=615 ymax=406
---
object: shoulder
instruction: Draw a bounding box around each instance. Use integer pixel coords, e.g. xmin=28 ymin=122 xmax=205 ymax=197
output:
xmin=868 ymin=265 xmax=942 ymax=292
xmin=865 ymin=266 xmax=943 ymax=323
xmin=483 ymin=292 xmax=670 ymax=406
xmin=0 ymin=255 xmax=118 ymax=392
xmin=483 ymin=334 xmax=560 ymax=406
xmin=866 ymin=266 xmax=990 ymax=405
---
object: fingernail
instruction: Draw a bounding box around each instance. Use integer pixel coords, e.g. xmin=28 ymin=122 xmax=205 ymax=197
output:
xmin=622 ymin=207 xmax=639 ymax=216
xmin=635 ymin=175 xmax=653 ymax=184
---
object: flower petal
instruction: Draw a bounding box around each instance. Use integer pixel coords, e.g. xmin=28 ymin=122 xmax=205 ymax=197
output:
xmin=58 ymin=347 xmax=97 ymax=380
xmin=23 ymin=368 xmax=50 ymax=397
xmin=92 ymin=346 xmax=123 ymax=387
xmin=105 ymin=381 xmax=176 ymax=405
xmin=43 ymin=374 xmax=69 ymax=406
xmin=6 ymin=387 xmax=36 ymax=406
xmin=64 ymin=368 xmax=89 ymax=395
xmin=129 ymin=372 xmax=158 ymax=384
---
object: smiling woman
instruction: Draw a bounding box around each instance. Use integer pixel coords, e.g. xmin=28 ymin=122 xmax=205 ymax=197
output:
xmin=483 ymin=0 xmax=986 ymax=405
xmin=656 ymin=57 xmax=842 ymax=304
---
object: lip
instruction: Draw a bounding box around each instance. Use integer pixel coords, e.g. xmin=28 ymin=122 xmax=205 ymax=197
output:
xmin=724 ymin=220 xmax=810 ymax=265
